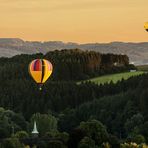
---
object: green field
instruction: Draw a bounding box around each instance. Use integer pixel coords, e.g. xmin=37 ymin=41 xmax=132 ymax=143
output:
xmin=79 ymin=71 xmax=145 ymax=85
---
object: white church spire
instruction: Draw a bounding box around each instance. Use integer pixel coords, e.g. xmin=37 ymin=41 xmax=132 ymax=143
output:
xmin=32 ymin=121 xmax=39 ymax=134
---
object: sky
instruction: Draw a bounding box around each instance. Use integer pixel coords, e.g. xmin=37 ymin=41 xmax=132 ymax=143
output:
xmin=0 ymin=0 xmax=148 ymax=43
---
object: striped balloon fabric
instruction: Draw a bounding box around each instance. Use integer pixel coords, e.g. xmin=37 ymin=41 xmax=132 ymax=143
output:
xmin=29 ymin=59 xmax=53 ymax=84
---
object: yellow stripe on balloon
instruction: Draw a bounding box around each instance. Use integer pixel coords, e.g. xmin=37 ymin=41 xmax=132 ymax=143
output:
xmin=29 ymin=62 xmax=42 ymax=83
xmin=144 ymin=22 xmax=148 ymax=31
xmin=42 ymin=59 xmax=53 ymax=83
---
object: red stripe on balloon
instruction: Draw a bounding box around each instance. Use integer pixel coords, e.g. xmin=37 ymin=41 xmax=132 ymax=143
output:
xmin=48 ymin=61 xmax=52 ymax=71
xmin=33 ymin=59 xmax=42 ymax=71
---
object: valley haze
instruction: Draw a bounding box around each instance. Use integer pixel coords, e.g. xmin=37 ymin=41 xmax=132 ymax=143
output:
xmin=0 ymin=38 xmax=148 ymax=65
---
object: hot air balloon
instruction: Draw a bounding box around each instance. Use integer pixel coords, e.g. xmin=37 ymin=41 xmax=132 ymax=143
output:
xmin=144 ymin=22 xmax=148 ymax=32
xmin=29 ymin=59 xmax=53 ymax=90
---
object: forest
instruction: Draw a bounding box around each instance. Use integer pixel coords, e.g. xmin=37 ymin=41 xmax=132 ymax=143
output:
xmin=0 ymin=49 xmax=147 ymax=148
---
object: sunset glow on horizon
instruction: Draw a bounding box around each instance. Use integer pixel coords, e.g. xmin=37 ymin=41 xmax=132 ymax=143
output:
xmin=0 ymin=0 xmax=148 ymax=43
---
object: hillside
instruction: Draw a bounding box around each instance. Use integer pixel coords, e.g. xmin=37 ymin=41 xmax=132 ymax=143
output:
xmin=79 ymin=71 xmax=145 ymax=85
xmin=0 ymin=38 xmax=148 ymax=65
xmin=0 ymin=49 xmax=148 ymax=147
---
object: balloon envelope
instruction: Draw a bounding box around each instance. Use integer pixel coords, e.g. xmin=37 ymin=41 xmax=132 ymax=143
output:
xmin=144 ymin=22 xmax=148 ymax=32
xmin=29 ymin=59 xmax=53 ymax=84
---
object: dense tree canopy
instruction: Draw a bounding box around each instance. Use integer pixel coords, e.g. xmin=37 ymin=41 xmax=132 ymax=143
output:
xmin=0 ymin=49 xmax=148 ymax=148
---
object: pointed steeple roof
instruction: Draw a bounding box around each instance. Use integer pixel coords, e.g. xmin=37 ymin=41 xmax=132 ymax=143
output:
xmin=32 ymin=121 xmax=39 ymax=134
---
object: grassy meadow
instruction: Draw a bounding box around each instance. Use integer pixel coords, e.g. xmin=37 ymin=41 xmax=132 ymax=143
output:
xmin=79 ymin=71 xmax=145 ymax=85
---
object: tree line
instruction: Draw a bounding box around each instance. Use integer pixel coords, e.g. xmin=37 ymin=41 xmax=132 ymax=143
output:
xmin=0 ymin=49 xmax=145 ymax=148
xmin=0 ymin=48 xmax=132 ymax=81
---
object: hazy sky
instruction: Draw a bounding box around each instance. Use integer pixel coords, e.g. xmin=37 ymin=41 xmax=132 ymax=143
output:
xmin=0 ymin=0 xmax=148 ymax=43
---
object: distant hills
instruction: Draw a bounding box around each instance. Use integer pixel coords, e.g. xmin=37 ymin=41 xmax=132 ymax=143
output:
xmin=0 ymin=38 xmax=148 ymax=65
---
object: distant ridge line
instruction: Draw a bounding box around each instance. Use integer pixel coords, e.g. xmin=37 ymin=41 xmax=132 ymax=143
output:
xmin=0 ymin=38 xmax=148 ymax=65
